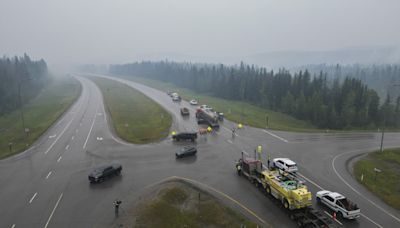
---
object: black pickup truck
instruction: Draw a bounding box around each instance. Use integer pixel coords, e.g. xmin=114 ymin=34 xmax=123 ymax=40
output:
xmin=88 ymin=164 xmax=122 ymax=183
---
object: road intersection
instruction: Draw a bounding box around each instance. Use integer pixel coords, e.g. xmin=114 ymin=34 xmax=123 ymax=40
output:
xmin=0 ymin=74 xmax=399 ymax=228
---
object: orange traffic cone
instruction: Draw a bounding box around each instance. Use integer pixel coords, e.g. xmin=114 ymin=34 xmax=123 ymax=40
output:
xmin=333 ymin=212 xmax=337 ymax=220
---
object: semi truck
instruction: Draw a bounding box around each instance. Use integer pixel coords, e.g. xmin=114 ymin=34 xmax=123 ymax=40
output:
xmin=235 ymin=152 xmax=332 ymax=227
xmin=195 ymin=105 xmax=219 ymax=128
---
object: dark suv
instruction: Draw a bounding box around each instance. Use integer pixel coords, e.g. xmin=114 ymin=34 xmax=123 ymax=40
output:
xmin=172 ymin=132 xmax=197 ymax=142
xmin=176 ymin=146 xmax=197 ymax=158
xmin=88 ymin=164 xmax=122 ymax=183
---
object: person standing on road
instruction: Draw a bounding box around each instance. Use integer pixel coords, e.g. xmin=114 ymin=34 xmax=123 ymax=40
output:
xmin=114 ymin=199 xmax=122 ymax=217
xmin=232 ymin=127 xmax=236 ymax=139
xmin=267 ymin=155 xmax=271 ymax=170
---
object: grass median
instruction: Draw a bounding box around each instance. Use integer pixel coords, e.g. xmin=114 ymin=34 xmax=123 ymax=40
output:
xmin=353 ymin=148 xmax=400 ymax=210
xmin=0 ymin=76 xmax=81 ymax=159
xmin=88 ymin=77 xmax=172 ymax=144
xmin=114 ymin=75 xmax=318 ymax=132
xmin=131 ymin=182 xmax=259 ymax=228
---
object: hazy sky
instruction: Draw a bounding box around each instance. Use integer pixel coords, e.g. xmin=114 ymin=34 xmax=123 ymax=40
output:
xmin=1 ymin=0 xmax=399 ymax=68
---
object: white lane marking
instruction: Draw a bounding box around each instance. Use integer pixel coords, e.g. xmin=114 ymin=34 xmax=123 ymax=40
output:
xmin=65 ymin=145 xmax=69 ymax=150
xmin=44 ymin=119 xmax=73 ymax=154
xmin=57 ymin=156 xmax=62 ymax=163
xmin=83 ymin=105 xmax=99 ymax=149
xmin=323 ymin=211 xmax=343 ymax=226
xmin=361 ymin=213 xmax=383 ymax=228
xmin=262 ymin=130 xmax=288 ymax=143
xmin=46 ymin=171 xmax=52 ymax=179
xmin=227 ymin=139 xmax=233 ymax=144
xmin=71 ymin=136 xmax=74 ymax=141
xmin=298 ymin=172 xmax=383 ymax=227
xmin=44 ymin=193 xmax=63 ymax=228
xmin=29 ymin=192 xmax=37 ymax=204
xmin=332 ymin=151 xmax=400 ymax=224
xmin=48 ymin=135 xmax=56 ymax=139
xmin=11 ymin=224 xmax=15 ymax=228
xmin=297 ymin=173 xmax=324 ymax=190
xmin=222 ymin=126 xmax=240 ymax=137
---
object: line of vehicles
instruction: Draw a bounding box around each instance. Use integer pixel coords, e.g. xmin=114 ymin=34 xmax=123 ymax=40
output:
xmin=88 ymin=90 xmax=360 ymax=226
xmin=235 ymin=152 xmax=361 ymax=227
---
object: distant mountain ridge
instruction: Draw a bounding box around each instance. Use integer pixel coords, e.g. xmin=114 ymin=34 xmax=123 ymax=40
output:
xmin=245 ymin=46 xmax=400 ymax=69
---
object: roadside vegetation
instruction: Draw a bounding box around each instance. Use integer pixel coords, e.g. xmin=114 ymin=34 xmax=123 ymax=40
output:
xmin=88 ymin=77 xmax=172 ymax=143
xmin=110 ymin=61 xmax=400 ymax=131
xmin=133 ymin=183 xmax=259 ymax=228
xmin=115 ymin=75 xmax=319 ymax=132
xmin=353 ymin=148 xmax=400 ymax=210
xmin=0 ymin=76 xmax=81 ymax=159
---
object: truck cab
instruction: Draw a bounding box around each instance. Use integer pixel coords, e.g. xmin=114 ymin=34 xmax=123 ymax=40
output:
xmin=316 ymin=190 xmax=360 ymax=219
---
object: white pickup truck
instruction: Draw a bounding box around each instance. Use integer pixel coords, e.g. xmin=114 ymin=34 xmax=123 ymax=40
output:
xmin=316 ymin=190 xmax=360 ymax=219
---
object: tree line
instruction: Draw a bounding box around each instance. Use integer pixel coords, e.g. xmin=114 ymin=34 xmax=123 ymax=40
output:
xmin=0 ymin=54 xmax=48 ymax=115
xmin=109 ymin=61 xmax=400 ymax=129
xmin=297 ymin=64 xmax=400 ymax=104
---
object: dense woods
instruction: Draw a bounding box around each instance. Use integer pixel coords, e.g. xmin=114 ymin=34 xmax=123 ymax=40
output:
xmin=110 ymin=61 xmax=400 ymax=129
xmin=0 ymin=54 xmax=48 ymax=115
xmin=300 ymin=64 xmax=400 ymax=103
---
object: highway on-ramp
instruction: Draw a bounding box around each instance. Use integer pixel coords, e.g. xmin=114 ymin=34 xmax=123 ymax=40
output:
xmin=0 ymin=74 xmax=399 ymax=228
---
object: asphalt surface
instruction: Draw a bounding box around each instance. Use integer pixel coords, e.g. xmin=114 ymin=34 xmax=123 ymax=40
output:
xmin=0 ymin=73 xmax=399 ymax=228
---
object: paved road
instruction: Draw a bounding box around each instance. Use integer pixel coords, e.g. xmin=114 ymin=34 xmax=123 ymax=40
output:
xmin=0 ymin=74 xmax=399 ymax=228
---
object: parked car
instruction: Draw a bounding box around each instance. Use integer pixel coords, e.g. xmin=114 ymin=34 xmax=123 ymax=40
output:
xmin=88 ymin=164 xmax=122 ymax=183
xmin=272 ymin=158 xmax=298 ymax=173
xmin=176 ymin=146 xmax=197 ymax=158
xmin=180 ymin=107 xmax=190 ymax=115
xmin=189 ymin=99 xmax=198 ymax=105
xmin=172 ymin=132 xmax=197 ymax=141
xmin=316 ymin=190 xmax=361 ymax=219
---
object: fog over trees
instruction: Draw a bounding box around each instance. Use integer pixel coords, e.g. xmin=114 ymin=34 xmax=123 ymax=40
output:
xmin=0 ymin=54 xmax=48 ymax=115
xmin=110 ymin=61 xmax=400 ymax=129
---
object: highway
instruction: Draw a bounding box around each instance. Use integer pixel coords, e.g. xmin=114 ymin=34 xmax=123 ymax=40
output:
xmin=0 ymin=74 xmax=399 ymax=228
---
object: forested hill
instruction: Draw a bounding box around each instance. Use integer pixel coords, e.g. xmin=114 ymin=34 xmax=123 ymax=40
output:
xmin=0 ymin=54 xmax=48 ymax=115
xmin=110 ymin=61 xmax=400 ymax=130
xmin=294 ymin=64 xmax=400 ymax=103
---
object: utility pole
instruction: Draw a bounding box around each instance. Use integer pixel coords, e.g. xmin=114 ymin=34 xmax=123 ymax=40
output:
xmin=17 ymin=77 xmax=31 ymax=138
xmin=380 ymin=122 xmax=385 ymax=153
xmin=18 ymin=81 xmax=27 ymax=137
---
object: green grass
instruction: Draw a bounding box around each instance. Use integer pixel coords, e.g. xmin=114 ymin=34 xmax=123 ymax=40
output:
xmin=114 ymin=75 xmax=319 ymax=132
xmin=0 ymin=76 xmax=81 ymax=159
xmin=135 ymin=186 xmax=259 ymax=228
xmin=88 ymin=77 xmax=172 ymax=144
xmin=353 ymin=148 xmax=400 ymax=210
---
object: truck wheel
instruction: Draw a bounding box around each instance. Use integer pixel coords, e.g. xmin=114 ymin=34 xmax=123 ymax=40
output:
xmin=254 ymin=181 xmax=259 ymax=188
xmin=265 ymin=186 xmax=271 ymax=195
xmin=283 ymin=199 xmax=290 ymax=209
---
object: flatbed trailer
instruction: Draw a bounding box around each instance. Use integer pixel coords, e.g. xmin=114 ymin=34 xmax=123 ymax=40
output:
xmin=235 ymin=154 xmax=333 ymax=228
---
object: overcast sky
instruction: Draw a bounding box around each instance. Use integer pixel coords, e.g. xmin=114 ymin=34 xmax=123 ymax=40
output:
xmin=1 ymin=0 xmax=399 ymax=68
